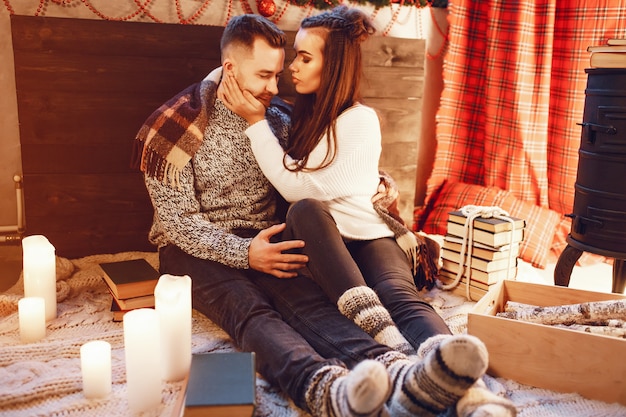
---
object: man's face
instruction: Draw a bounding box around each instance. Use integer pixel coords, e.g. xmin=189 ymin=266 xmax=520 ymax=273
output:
xmin=226 ymin=38 xmax=284 ymax=108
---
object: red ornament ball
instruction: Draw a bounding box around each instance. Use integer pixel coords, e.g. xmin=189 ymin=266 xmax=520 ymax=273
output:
xmin=257 ymin=0 xmax=276 ymax=17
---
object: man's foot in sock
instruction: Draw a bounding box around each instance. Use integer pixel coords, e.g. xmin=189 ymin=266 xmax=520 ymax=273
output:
xmin=456 ymin=379 xmax=517 ymax=417
xmin=416 ymin=333 xmax=450 ymax=359
xmin=380 ymin=334 xmax=489 ymax=417
xmin=305 ymin=360 xmax=391 ymax=417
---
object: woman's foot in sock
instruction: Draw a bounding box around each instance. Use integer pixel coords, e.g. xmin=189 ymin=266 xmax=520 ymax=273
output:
xmin=418 ymin=335 xmax=516 ymax=416
xmin=305 ymin=360 xmax=391 ymax=417
xmin=337 ymin=286 xmax=415 ymax=355
xmin=379 ymin=334 xmax=489 ymax=417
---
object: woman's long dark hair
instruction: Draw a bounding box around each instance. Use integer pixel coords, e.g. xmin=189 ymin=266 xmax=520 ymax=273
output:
xmin=285 ymin=6 xmax=375 ymax=172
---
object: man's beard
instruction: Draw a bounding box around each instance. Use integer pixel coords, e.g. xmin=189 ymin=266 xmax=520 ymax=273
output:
xmin=257 ymin=94 xmax=272 ymax=108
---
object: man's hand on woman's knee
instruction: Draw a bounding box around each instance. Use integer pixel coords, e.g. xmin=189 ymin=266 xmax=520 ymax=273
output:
xmin=249 ymin=223 xmax=309 ymax=278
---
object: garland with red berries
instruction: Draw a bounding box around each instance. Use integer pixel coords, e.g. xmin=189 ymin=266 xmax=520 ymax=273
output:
xmin=2 ymin=0 xmax=447 ymax=23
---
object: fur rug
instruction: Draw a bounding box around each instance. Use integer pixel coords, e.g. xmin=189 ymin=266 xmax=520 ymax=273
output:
xmin=0 ymin=251 xmax=624 ymax=417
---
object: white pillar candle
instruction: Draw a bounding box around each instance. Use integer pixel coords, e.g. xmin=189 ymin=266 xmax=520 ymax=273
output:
xmin=22 ymin=235 xmax=57 ymax=321
xmin=80 ymin=340 xmax=112 ymax=399
xmin=123 ymin=308 xmax=162 ymax=413
xmin=154 ymin=274 xmax=192 ymax=382
xmin=18 ymin=297 xmax=46 ymax=343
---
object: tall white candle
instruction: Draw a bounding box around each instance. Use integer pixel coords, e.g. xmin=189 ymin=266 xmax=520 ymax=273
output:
xmin=123 ymin=308 xmax=162 ymax=413
xmin=154 ymin=274 xmax=192 ymax=382
xmin=22 ymin=235 xmax=57 ymax=321
xmin=18 ymin=297 xmax=46 ymax=343
xmin=80 ymin=340 xmax=112 ymax=399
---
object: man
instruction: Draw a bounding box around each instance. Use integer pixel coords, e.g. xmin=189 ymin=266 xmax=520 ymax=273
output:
xmin=133 ymin=14 xmax=490 ymax=417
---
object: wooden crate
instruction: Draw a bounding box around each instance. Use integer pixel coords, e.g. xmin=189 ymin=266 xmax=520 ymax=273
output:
xmin=468 ymin=280 xmax=626 ymax=405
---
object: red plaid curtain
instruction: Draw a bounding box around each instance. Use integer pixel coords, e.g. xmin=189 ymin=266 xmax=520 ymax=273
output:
xmin=426 ymin=0 xmax=626 ymax=259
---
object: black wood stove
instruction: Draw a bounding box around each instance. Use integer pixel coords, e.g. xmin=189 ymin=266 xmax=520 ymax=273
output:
xmin=555 ymin=68 xmax=626 ymax=294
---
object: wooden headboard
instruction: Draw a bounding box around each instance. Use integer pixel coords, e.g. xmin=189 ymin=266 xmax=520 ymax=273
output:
xmin=11 ymin=15 xmax=424 ymax=259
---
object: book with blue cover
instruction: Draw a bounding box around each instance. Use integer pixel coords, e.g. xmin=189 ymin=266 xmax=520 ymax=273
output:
xmin=183 ymin=352 xmax=256 ymax=417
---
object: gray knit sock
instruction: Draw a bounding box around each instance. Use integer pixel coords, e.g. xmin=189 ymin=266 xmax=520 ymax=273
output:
xmin=416 ymin=333 xmax=450 ymax=359
xmin=377 ymin=334 xmax=489 ymax=417
xmin=456 ymin=379 xmax=517 ymax=417
xmin=304 ymin=360 xmax=391 ymax=417
xmin=419 ymin=335 xmax=516 ymax=416
xmin=337 ymin=286 xmax=415 ymax=356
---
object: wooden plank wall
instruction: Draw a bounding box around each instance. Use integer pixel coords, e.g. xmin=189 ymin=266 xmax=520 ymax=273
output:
xmin=361 ymin=38 xmax=424 ymax=224
xmin=11 ymin=15 xmax=423 ymax=258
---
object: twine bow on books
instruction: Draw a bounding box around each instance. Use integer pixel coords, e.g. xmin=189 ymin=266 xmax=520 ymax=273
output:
xmin=439 ymin=205 xmax=519 ymax=300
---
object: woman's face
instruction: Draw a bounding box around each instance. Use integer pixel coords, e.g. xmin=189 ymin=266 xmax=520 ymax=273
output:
xmin=289 ymin=28 xmax=325 ymax=95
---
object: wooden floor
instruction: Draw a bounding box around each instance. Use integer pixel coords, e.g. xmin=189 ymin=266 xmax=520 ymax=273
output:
xmin=0 ymin=245 xmax=22 ymax=292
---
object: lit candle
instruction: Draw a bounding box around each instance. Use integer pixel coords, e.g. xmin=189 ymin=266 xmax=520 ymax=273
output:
xmin=18 ymin=297 xmax=46 ymax=343
xmin=22 ymin=235 xmax=57 ymax=321
xmin=80 ymin=340 xmax=112 ymax=399
xmin=154 ymin=274 xmax=192 ymax=382
xmin=123 ymin=308 xmax=162 ymax=413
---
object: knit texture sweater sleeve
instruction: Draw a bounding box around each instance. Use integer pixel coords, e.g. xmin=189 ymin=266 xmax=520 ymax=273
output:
xmin=246 ymin=104 xmax=382 ymax=202
xmin=145 ymin=167 xmax=253 ymax=269
xmin=246 ymin=104 xmax=393 ymax=240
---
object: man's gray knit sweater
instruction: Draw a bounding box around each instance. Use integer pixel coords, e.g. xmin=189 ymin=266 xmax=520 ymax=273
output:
xmin=144 ymin=98 xmax=289 ymax=270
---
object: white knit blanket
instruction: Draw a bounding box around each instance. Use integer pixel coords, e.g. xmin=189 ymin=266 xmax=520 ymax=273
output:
xmin=0 ymin=251 xmax=624 ymax=417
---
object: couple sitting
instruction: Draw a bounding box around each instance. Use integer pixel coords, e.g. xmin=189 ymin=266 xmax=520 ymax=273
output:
xmin=133 ymin=8 xmax=516 ymax=417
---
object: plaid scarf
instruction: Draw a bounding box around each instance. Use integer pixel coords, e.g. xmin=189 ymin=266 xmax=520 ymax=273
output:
xmin=130 ymin=80 xmax=216 ymax=186
xmin=374 ymin=171 xmax=439 ymax=290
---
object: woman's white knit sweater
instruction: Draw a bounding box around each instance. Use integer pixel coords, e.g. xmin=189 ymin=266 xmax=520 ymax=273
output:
xmin=246 ymin=104 xmax=394 ymax=241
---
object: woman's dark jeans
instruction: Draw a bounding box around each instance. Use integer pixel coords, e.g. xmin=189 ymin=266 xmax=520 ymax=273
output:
xmin=283 ymin=198 xmax=452 ymax=348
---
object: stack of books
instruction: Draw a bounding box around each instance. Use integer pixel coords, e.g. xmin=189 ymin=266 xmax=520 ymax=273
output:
xmin=588 ymin=38 xmax=626 ymax=68
xmin=438 ymin=210 xmax=525 ymax=300
xmin=99 ymin=258 xmax=160 ymax=321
